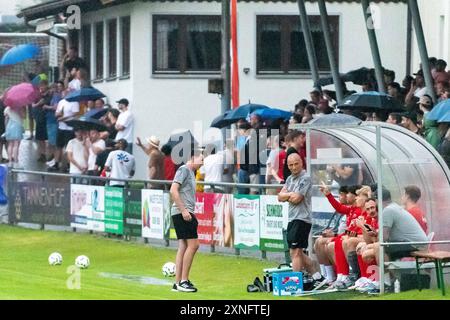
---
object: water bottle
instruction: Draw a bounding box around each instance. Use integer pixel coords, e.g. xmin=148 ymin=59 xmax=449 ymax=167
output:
xmin=394 ymin=279 xmax=400 ymax=293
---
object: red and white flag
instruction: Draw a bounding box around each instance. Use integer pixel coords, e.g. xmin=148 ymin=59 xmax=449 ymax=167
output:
xmin=230 ymin=0 xmax=240 ymax=108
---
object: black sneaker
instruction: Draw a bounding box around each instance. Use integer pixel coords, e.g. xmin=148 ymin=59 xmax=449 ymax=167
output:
xmin=176 ymin=280 xmax=197 ymax=292
xmin=187 ymin=280 xmax=195 ymax=287
xmin=312 ymin=276 xmax=328 ymax=291
xmin=47 ymin=164 xmax=60 ymax=172
xmin=171 ymin=283 xmax=178 ymax=292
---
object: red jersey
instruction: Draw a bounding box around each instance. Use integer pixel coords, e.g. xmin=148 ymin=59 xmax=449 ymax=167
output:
xmin=407 ymin=205 xmax=428 ymax=233
xmin=277 ymin=149 xmax=287 ymax=180
xmin=325 ymin=193 xmax=364 ymax=234
xmin=164 ymin=156 xmax=176 ymax=181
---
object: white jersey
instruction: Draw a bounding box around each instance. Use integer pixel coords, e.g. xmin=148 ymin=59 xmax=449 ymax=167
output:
xmin=105 ymin=150 xmax=135 ymax=186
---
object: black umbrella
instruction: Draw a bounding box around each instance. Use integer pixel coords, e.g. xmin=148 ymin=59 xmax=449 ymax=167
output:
xmin=65 ymin=116 xmax=108 ymax=131
xmin=210 ymin=110 xmax=233 ymax=128
xmin=309 ymin=113 xmax=362 ymax=126
xmin=337 ymin=91 xmax=405 ymax=113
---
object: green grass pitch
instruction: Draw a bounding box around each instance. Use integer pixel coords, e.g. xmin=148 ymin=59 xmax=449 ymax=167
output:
xmin=0 ymin=225 xmax=448 ymax=300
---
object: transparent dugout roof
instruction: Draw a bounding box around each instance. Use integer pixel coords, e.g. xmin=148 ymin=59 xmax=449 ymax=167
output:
xmin=295 ymin=122 xmax=450 ymax=250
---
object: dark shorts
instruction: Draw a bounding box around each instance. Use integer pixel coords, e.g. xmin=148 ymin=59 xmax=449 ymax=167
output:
xmin=287 ymin=219 xmax=312 ymax=249
xmin=173 ymin=213 xmax=198 ymax=240
xmin=57 ymin=129 xmax=74 ymax=148
xmin=385 ymin=243 xmax=419 ymax=260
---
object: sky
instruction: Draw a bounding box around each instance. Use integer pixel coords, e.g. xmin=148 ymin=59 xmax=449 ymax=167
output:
xmin=0 ymin=0 xmax=41 ymax=16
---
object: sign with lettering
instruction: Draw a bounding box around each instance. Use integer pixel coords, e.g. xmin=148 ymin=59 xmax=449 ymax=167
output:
xmin=195 ymin=193 xmax=214 ymax=245
xmin=123 ymin=189 xmax=142 ymax=237
xmin=104 ymin=187 xmax=124 ymax=234
xmin=9 ymin=181 xmax=70 ymax=225
xmin=233 ymin=194 xmax=260 ymax=250
xmin=141 ymin=189 xmax=164 ymax=239
xmin=259 ymin=196 xmax=289 ymax=252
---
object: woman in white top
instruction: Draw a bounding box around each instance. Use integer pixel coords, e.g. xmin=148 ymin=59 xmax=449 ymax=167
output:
xmin=4 ymin=106 xmax=25 ymax=167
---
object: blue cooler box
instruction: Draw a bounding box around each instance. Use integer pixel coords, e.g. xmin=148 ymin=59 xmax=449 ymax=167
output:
xmin=272 ymin=272 xmax=303 ymax=296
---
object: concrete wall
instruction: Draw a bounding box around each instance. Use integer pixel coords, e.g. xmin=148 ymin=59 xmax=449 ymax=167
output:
xmin=413 ymin=0 xmax=449 ymax=70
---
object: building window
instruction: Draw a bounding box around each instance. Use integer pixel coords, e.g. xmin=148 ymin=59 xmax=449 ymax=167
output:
xmin=95 ymin=21 xmax=104 ymax=79
xmin=153 ymin=15 xmax=221 ymax=74
xmin=81 ymin=24 xmax=91 ymax=68
xmin=108 ymin=19 xmax=117 ymax=78
xmin=257 ymin=15 xmax=339 ymax=75
xmin=121 ymin=16 xmax=130 ymax=77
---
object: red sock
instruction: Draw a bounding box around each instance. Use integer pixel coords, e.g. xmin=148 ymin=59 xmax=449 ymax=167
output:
xmin=358 ymin=254 xmax=368 ymax=278
xmin=334 ymin=236 xmax=349 ymax=276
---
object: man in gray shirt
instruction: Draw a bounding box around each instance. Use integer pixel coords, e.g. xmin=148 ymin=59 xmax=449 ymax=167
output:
xmin=278 ymin=153 xmax=325 ymax=289
xmin=363 ymin=188 xmax=428 ymax=265
xmin=382 ymin=188 xmax=428 ymax=260
xmin=170 ymin=150 xmax=204 ymax=293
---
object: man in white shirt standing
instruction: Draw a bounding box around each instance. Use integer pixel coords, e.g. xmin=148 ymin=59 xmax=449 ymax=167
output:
xmin=66 ymin=129 xmax=88 ymax=183
xmin=199 ymin=146 xmax=224 ymax=193
xmin=86 ymin=129 xmax=106 ymax=176
xmin=115 ymin=98 xmax=134 ymax=154
xmin=105 ymin=139 xmax=135 ymax=187
xmin=51 ymin=90 xmax=80 ymax=172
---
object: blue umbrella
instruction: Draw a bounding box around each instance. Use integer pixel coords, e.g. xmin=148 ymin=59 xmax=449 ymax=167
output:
xmin=84 ymin=108 xmax=109 ymax=119
xmin=338 ymin=91 xmax=405 ymax=112
xmin=0 ymin=44 xmax=40 ymax=66
xmin=65 ymin=87 xmax=106 ymax=102
xmin=427 ymin=99 xmax=450 ymax=122
xmin=223 ymin=103 xmax=269 ymax=122
xmin=251 ymin=108 xmax=292 ymax=120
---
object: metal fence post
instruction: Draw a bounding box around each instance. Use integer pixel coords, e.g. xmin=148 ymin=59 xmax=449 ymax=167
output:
xmin=261 ymin=250 xmax=267 ymax=260
xmin=7 ymin=169 xmax=15 ymax=225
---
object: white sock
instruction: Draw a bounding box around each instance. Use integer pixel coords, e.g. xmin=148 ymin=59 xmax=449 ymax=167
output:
xmin=312 ymin=272 xmax=322 ymax=280
xmin=340 ymin=274 xmax=349 ymax=282
xmin=320 ymin=264 xmax=326 ymax=277
xmin=325 ymin=266 xmax=336 ymax=282
xmin=336 ymin=274 xmax=343 ymax=282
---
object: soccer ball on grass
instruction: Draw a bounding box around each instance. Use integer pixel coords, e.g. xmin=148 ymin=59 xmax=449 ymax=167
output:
xmin=48 ymin=252 xmax=63 ymax=265
xmin=75 ymin=255 xmax=90 ymax=269
xmin=162 ymin=262 xmax=176 ymax=277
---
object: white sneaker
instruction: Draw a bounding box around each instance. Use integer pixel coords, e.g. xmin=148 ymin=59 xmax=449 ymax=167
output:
xmin=46 ymin=159 xmax=56 ymax=167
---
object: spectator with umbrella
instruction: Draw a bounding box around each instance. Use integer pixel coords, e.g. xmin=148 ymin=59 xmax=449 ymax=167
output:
xmin=3 ymin=103 xmax=25 ymax=168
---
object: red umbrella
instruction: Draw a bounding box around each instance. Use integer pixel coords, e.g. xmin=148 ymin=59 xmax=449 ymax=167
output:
xmin=3 ymin=82 xmax=40 ymax=108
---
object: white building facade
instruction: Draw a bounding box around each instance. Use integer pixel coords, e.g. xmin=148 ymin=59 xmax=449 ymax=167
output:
xmin=71 ymin=0 xmax=411 ymax=178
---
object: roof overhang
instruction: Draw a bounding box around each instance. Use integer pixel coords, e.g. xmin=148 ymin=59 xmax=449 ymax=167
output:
xmin=18 ymin=0 xmax=407 ymax=22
